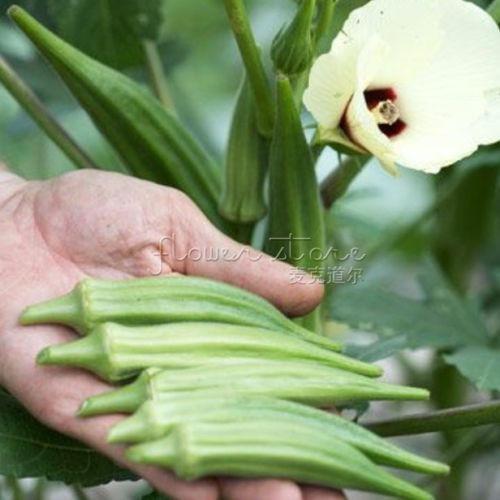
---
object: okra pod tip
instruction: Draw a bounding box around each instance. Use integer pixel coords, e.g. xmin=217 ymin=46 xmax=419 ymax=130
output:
xmin=20 ymin=290 xmax=81 ymax=330
xmin=107 ymin=408 xmax=154 ymax=443
xmin=79 ymin=371 xmax=150 ymax=417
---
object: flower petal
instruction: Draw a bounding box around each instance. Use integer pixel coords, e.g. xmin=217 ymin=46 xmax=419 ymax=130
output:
xmin=341 ymin=0 xmax=443 ymax=88
xmin=344 ymin=37 xmax=397 ymax=173
xmin=392 ymin=0 xmax=500 ymax=172
xmin=303 ymin=41 xmax=357 ymax=129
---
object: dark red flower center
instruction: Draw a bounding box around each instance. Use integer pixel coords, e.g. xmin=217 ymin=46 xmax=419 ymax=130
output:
xmin=340 ymin=88 xmax=407 ymax=146
xmin=364 ymin=88 xmax=406 ymax=138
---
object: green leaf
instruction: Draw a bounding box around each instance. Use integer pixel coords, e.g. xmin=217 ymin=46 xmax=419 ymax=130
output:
xmin=48 ymin=0 xmax=170 ymax=69
xmin=330 ymin=259 xmax=489 ymax=361
xmin=445 ymin=346 xmax=500 ymax=392
xmin=433 ymin=156 xmax=499 ymax=290
xmin=0 ymin=390 xmax=134 ymax=486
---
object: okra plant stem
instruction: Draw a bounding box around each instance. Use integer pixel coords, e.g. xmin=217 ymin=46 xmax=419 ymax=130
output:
xmin=315 ymin=0 xmax=336 ymax=51
xmin=0 ymin=55 xmax=98 ymax=170
xmin=320 ymin=156 xmax=370 ymax=209
xmin=6 ymin=477 xmax=24 ymax=500
xmin=142 ymin=40 xmax=176 ymax=113
xmin=222 ymin=0 xmax=274 ymax=136
xmin=366 ymin=400 xmax=500 ymax=437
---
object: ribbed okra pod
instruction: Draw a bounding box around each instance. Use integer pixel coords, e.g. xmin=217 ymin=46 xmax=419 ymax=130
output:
xmin=127 ymin=419 xmax=433 ymax=500
xmin=265 ymin=75 xmax=326 ymax=333
xmin=37 ymin=322 xmax=381 ymax=382
xmin=8 ymin=7 xmax=227 ymax=230
xmin=21 ymin=276 xmax=342 ymax=352
xmin=109 ymin=394 xmax=448 ymax=477
xmin=79 ymin=361 xmax=428 ymax=416
xmin=219 ymin=76 xmax=268 ymax=224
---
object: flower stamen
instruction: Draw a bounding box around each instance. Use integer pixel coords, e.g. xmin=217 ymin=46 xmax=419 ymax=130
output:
xmin=371 ymin=100 xmax=400 ymax=125
xmin=364 ymin=88 xmax=406 ymax=138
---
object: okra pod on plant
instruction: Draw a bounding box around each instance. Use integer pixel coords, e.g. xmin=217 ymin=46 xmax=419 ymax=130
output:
xmin=79 ymin=361 xmax=428 ymax=417
xmin=219 ymin=76 xmax=268 ymax=224
xmin=21 ymin=276 xmax=342 ymax=352
xmin=264 ymin=75 xmax=326 ymax=333
xmin=37 ymin=322 xmax=381 ymax=382
xmin=109 ymin=393 xmax=448 ymax=477
xmin=126 ymin=419 xmax=433 ymax=500
xmin=8 ymin=6 xmax=227 ymax=230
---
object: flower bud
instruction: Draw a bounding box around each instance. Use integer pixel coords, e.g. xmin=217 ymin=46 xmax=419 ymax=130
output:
xmin=271 ymin=0 xmax=316 ymax=76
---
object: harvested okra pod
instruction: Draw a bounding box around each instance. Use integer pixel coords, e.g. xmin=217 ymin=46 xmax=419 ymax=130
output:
xmin=126 ymin=418 xmax=433 ymax=500
xmin=21 ymin=276 xmax=341 ymax=352
xmin=109 ymin=393 xmax=449 ymax=477
xmin=79 ymin=361 xmax=427 ymax=416
xmin=37 ymin=322 xmax=381 ymax=382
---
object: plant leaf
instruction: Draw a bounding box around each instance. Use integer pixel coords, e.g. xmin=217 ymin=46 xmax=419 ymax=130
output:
xmin=0 ymin=390 xmax=134 ymax=486
xmin=48 ymin=0 xmax=170 ymax=69
xmin=330 ymin=259 xmax=489 ymax=361
xmin=445 ymin=346 xmax=500 ymax=392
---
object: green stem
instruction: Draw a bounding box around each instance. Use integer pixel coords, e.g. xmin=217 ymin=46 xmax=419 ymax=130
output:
xmin=6 ymin=477 xmax=24 ymax=500
xmin=142 ymin=40 xmax=176 ymax=113
xmin=365 ymin=400 xmax=500 ymax=437
xmin=315 ymin=0 xmax=336 ymax=51
xmin=0 ymin=55 xmax=98 ymax=170
xmin=311 ymin=140 xmax=326 ymax=164
xmin=32 ymin=478 xmax=46 ymax=500
xmin=320 ymin=156 xmax=369 ymax=208
xmin=488 ymin=0 xmax=500 ymax=23
xmin=71 ymin=485 xmax=89 ymax=500
xmin=222 ymin=0 xmax=274 ymax=136
xmin=366 ymin=170 xmax=464 ymax=263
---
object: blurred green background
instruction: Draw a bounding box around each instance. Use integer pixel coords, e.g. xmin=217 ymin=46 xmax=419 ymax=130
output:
xmin=0 ymin=1 xmax=499 ymax=499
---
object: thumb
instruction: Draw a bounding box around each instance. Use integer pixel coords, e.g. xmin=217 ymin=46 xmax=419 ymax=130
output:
xmin=166 ymin=205 xmax=324 ymax=318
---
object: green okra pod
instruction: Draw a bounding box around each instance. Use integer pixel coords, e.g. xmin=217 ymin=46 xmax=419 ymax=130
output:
xmin=79 ymin=361 xmax=428 ymax=416
xmin=219 ymin=76 xmax=268 ymax=224
xmin=265 ymin=75 xmax=326 ymax=333
xmin=126 ymin=419 xmax=433 ymax=500
xmin=21 ymin=276 xmax=342 ymax=352
xmin=37 ymin=322 xmax=381 ymax=382
xmin=8 ymin=6 xmax=227 ymax=230
xmin=109 ymin=393 xmax=448 ymax=477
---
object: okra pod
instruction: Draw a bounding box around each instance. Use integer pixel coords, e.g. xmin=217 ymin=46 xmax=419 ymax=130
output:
xmin=219 ymin=76 xmax=268 ymax=224
xmin=21 ymin=276 xmax=342 ymax=352
xmin=127 ymin=419 xmax=433 ymax=500
xmin=79 ymin=361 xmax=427 ymax=416
xmin=37 ymin=322 xmax=381 ymax=382
xmin=9 ymin=7 xmax=227 ymax=230
xmin=109 ymin=394 xmax=448 ymax=477
xmin=265 ymin=75 xmax=326 ymax=333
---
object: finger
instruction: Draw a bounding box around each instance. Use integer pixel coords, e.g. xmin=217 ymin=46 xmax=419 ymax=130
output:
xmin=168 ymin=201 xmax=324 ymax=317
xmin=219 ymin=478 xmax=302 ymax=500
xmin=301 ymin=485 xmax=347 ymax=500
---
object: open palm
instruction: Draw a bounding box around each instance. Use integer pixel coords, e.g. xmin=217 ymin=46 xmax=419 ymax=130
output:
xmin=0 ymin=168 xmax=343 ymax=500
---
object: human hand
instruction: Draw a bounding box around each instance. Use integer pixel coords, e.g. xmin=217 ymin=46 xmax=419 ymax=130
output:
xmin=0 ymin=168 xmax=343 ymax=500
